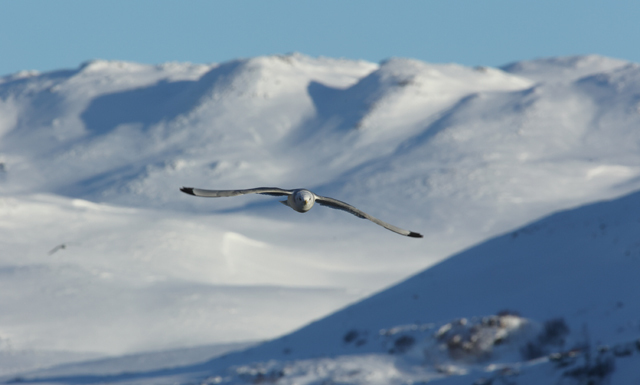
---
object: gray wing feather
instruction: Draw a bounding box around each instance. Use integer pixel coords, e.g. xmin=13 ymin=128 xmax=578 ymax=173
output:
xmin=180 ymin=187 xmax=293 ymax=197
xmin=314 ymin=195 xmax=423 ymax=238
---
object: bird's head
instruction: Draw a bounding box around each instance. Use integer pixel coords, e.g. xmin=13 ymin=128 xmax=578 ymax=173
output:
xmin=294 ymin=189 xmax=315 ymax=212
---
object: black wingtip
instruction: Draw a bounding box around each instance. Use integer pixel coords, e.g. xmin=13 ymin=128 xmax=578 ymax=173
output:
xmin=408 ymin=232 xmax=423 ymax=238
xmin=180 ymin=187 xmax=195 ymax=196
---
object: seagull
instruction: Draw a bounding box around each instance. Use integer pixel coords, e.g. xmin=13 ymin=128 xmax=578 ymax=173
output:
xmin=180 ymin=187 xmax=423 ymax=238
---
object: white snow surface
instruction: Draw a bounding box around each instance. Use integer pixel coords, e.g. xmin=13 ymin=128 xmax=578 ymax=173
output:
xmin=10 ymin=179 xmax=640 ymax=384
xmin=1 ymin=53 xmax=640 ymax=383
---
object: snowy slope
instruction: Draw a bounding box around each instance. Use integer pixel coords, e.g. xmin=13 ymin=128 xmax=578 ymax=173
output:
xmin=12 ymin=179 xmax=640 ymax=384
xmin=188 ymin=189 xmax=640 ymax=384
xmin=2 ymin=53 xmax=640 ymax=374
xmin=0 ymin=194 xmax=361 ymax=353
xmin=190 ymin=187 xmax=640 ymax=385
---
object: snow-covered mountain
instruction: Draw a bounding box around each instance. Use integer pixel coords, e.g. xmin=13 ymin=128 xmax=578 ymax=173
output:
xmin=1 ymin=53 xmax=640 ymax=381
xmin=14 ymin=181 xmax=640 ymax=384
xmin=197 ymin=187 xmax=640 ymax=385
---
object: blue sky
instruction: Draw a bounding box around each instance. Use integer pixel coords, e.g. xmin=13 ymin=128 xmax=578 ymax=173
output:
xmin=1 ymin=0 xmax=639 ymax=76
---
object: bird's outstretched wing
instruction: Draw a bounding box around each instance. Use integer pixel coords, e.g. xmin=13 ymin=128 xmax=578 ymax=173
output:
xmin=314 ymin=195 xmax=423 ymax=238
xmin=180 ymin=187 xmax=293 ymax=197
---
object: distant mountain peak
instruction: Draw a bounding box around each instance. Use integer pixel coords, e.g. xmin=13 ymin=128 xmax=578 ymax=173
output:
xmin=501 ymin=54 xmax=629 ymax=83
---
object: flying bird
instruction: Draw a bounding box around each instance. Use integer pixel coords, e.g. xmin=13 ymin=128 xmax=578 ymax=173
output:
xmin=48 ymin=243 xmax=67 ymax=255
xmin=180 ymin=187 xmax=423 ymax=238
